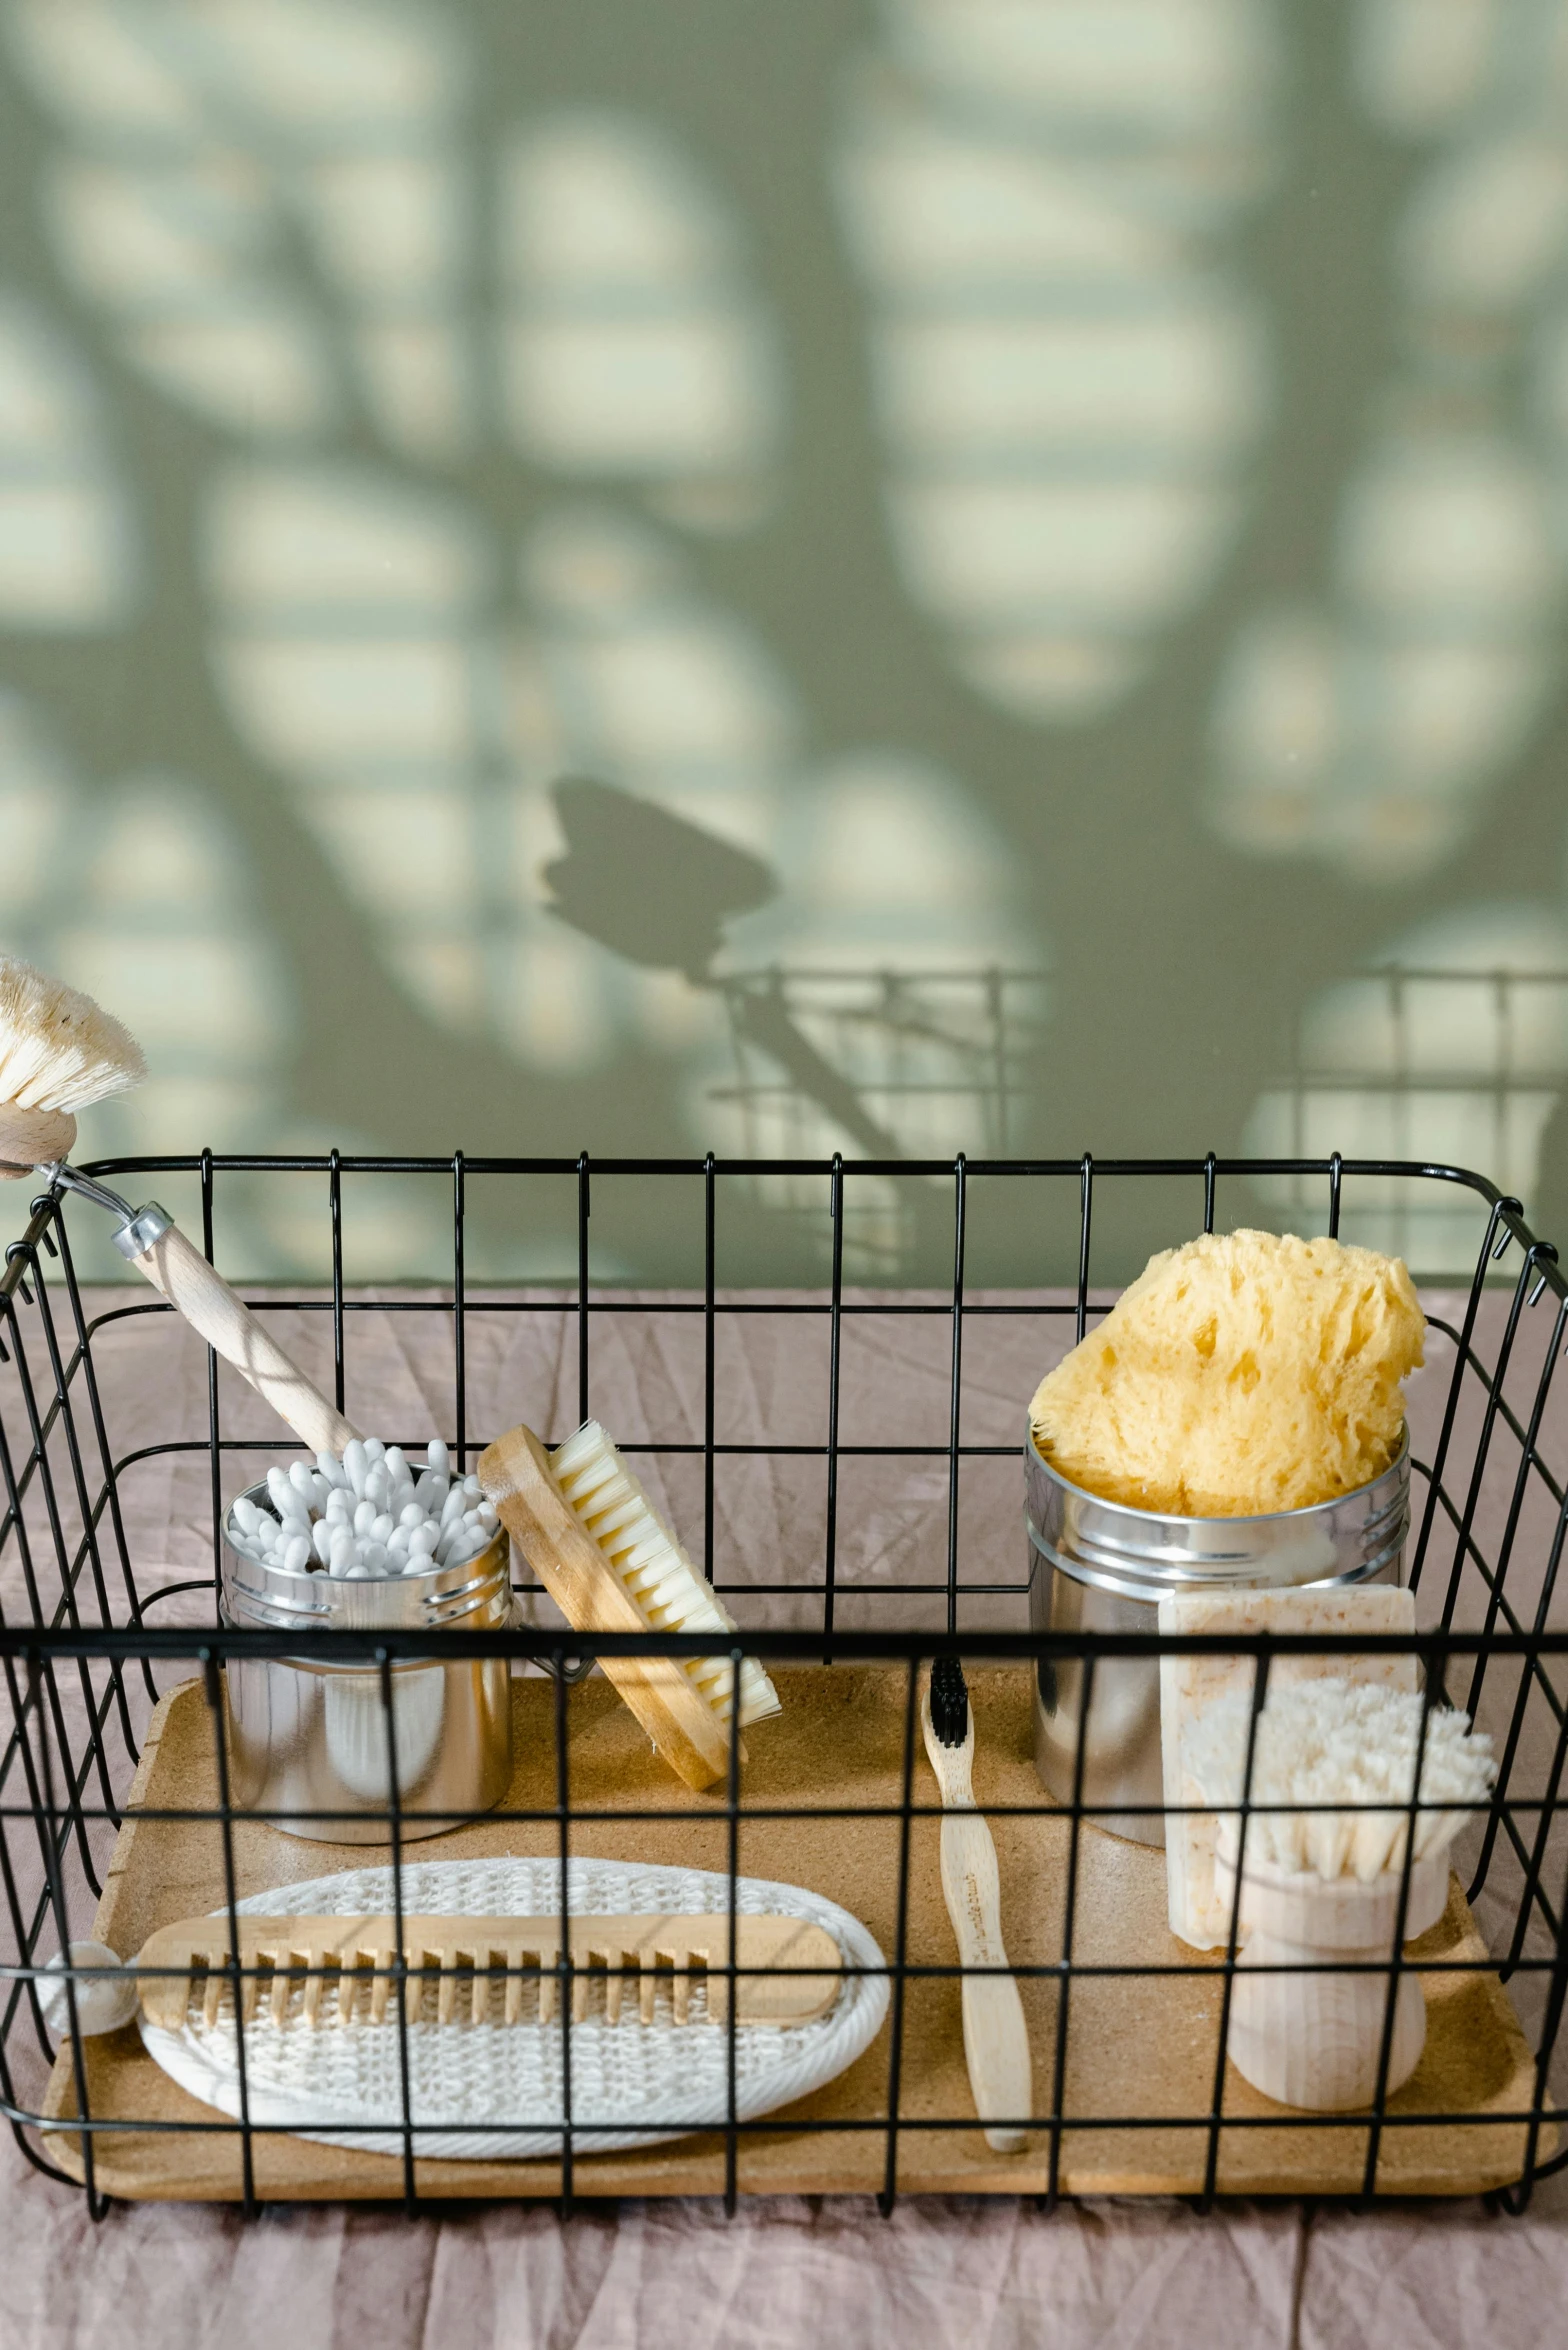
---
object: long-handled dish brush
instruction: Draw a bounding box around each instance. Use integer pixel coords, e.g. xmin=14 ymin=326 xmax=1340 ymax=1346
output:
xmin=479 ymin=1418 xmax=781 ymax=1791
xmin=0 ymin=956 xmax=357 ymax=1454
xmin=922 ymin=1656 xmax=1032 ymax=2154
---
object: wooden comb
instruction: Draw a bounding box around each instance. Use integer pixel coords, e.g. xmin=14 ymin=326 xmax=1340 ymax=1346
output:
xmin=134 ymin=1913 xmax=843 ymax=2032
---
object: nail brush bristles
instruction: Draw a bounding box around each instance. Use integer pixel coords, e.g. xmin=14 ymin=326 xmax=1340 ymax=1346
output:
xmin=1187 ymin=1677 xmax=1495 ymax=1881
xmin=0 ymin=956 xmax=144 ymax=1114
xmin=550 ymin=1421 xmax=780 ymax=1729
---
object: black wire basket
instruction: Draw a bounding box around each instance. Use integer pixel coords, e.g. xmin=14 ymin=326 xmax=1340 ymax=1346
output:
xmin=1 ymin=1151 xmax=1564 ymax=2218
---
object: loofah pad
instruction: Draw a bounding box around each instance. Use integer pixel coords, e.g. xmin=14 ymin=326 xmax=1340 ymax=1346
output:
xmin=138 ymin=1857 xmax=888 ymax=2162
xmin=1030 ymin=1229 xmax=1425 ymax=1518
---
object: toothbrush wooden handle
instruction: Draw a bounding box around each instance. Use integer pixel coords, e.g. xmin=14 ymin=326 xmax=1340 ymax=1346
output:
xmin=130 ymin=1225 xmax=359 ymax=1455
xmin=938 ymin=1810 xmax=1032 ymax=2154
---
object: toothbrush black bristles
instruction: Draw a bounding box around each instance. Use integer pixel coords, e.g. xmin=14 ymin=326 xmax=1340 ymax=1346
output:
xmin=929 ymin=1655 xmax=969 ymax=1746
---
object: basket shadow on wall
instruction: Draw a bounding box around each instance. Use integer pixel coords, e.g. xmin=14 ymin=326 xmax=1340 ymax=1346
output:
xmin=544 ymin=776 xmax=1025 ymax=1273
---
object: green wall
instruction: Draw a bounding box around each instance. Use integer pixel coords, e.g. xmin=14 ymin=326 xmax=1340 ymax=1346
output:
xmin=3 ymin=2 xmax=1566 ymax=1285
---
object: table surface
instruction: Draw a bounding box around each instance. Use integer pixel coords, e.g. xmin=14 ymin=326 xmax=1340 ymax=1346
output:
xmin=2 ymin=1281 xmax=1565 ymax=2350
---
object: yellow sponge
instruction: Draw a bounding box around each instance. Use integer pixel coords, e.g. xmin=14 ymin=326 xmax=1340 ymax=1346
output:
xmin=1029 ymin=1229 xmax=1424 ymax=1518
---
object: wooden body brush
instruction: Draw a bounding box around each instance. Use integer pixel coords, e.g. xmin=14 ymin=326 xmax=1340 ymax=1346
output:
xmin=0 ymin=957 xmax=356 ymax=1453
xmin=480 ymin=1418 xmax=781 ymax=1791
xmin=1211 ymin=1833 xmax=1447 ymax=2110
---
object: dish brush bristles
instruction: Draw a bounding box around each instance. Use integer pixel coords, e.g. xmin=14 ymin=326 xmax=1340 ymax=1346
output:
xmin=550 ymin=1420 xmax=780 ymax=1730
xmin=0 ymin=957 xmax=145 ymax=1115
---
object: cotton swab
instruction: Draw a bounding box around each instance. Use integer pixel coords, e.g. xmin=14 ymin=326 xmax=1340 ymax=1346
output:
xmin=226 ymin=1439 xmax=498 ymax=1581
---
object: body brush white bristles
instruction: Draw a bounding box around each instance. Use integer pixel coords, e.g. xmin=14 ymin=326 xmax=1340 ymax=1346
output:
xmin=551 ymin=1421 xmax=780 ymax=1732
xmin=1186 ymin=1677 xmax=1495 ymax=1881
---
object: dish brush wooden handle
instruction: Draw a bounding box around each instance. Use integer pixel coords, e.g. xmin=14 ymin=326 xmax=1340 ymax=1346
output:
xmin=938 ymin=1810 xmax=1032 ymax=2154
xmin=131 ymin=1225 xmax=359 ymax=1455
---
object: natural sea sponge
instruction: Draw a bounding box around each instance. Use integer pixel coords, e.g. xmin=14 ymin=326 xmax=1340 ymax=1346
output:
xmin=1029 ymin=1229 xmax=1424 ymax=1518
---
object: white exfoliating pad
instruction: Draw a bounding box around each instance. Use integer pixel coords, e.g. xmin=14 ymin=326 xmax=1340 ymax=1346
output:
xmin=137 ymin=1857 xmax=888 ymax=2161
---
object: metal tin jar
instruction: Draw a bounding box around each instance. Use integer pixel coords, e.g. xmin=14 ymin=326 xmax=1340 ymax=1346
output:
xmin=1025 ymin=1428 xmax=1410 ymax=1846
xmin=221 ymin=1482 xmax=514 ymax=1843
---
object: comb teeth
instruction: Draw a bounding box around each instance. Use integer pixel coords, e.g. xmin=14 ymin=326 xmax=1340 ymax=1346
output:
xmin=134 ymin=1913 xmax=842 ymax=2034
xmin=549 ymin=1423 xmax=781 ymax=1730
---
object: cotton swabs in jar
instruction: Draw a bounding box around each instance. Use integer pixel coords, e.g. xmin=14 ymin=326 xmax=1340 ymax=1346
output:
xmin=228 ymin=1439 xmax=498 ymax=1581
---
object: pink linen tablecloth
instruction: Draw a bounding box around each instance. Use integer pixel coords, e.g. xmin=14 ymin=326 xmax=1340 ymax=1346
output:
xmin=2 ymin=1285 xmax=1564 ymax=2350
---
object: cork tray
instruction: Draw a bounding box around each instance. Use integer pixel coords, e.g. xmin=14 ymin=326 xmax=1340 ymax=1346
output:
xmin=42 ymin=1666 xmax=1547 ymax=2202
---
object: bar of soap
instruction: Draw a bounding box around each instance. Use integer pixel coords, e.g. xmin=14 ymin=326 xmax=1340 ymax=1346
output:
xmin=1029 ymin=1230 xmax=1424 ymax=1518
xmin=1159 ymin=1583 xmax=1419 ymax=1949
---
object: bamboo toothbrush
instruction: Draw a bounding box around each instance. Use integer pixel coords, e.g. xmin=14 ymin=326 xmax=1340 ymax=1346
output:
xmin=922 ymin=1656 xmax=1031 ymax=2155
xmin=0 ymin=956 xmax=357 ymax=1453
xmin=479 ymin=1418 xmax=781 ymax=1791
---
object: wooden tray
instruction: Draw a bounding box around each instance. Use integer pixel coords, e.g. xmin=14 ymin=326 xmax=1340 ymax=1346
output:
xmin=42 ymin=1667 xmax=1548 ymax=2201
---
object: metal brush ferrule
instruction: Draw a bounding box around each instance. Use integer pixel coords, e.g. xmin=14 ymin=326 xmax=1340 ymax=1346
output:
xmin=110 ymin=1203 xmax=174 ymax=1258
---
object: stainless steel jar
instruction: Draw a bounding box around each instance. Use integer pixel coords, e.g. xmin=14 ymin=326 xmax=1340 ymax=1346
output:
xmin=1026 ymin=1428 xmax=1410 ymax=1846
xmin=221 ymin=1482 xmax=514 ymax=1843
